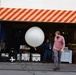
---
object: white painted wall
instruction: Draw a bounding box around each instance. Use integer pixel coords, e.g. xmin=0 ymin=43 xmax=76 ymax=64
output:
xmin=1 ymin=0 xmax=76 ymax=10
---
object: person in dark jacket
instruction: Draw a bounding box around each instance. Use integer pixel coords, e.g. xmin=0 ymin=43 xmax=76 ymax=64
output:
xmin=43 ymin=39 xmax=52 ymax=63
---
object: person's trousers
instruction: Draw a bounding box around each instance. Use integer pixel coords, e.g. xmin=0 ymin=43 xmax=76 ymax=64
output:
xmin=53 ymin=50 xmax=62 ymax=68
xmin=44 ymin=50 xmax=51 ymax=62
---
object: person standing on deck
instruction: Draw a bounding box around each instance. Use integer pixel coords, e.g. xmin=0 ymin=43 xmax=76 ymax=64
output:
xmin=43 ymin=39 xmax=52 ymax=63
xmin=53 ymin=31 xmax=65 ymax=71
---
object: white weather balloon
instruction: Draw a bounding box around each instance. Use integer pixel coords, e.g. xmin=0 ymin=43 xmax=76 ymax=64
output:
xmin=25 ymin=26 xmax=45 ymax=47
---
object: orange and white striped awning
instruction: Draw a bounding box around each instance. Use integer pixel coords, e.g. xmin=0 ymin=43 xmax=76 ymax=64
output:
xmin=0 ymin=8 xmax=76 ymax=23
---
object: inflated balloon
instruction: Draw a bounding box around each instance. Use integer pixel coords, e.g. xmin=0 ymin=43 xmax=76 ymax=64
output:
xmin=25 ymin=26 xmax=45 ymax=47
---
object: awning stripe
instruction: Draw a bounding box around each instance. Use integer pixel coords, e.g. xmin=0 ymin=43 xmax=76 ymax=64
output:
xmin=18 ymin=9 xmax=32 ymax=21
xmin=64 ymin=11 xmax=75 ymax=22
xmin=5 ymin=9 xmax=20 ymax=20
xmin=0 ymin=8 xmax=76 ymax=23
xmin=24 ymin=9 xmax=37 ymax=21
xmin=47 ymin=10 xmax=60 ymax=22
xmin=27 ymin=10 xmax=42 ymax=21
